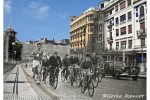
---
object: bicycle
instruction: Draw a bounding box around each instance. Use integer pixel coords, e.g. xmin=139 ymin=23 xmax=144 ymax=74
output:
xmin=49 ymin=67 xmax=59 ymax=89
xmin=92 ymin=66 xmax=101 ymax=88
xmin=32 ymin=60 xmax=42 ymax=85
xmin=69 ymin=64 xmax=80 ymax=87
xmin=42 ymin=67 xmax=50 ymax=84
xmin=80 ymin=69 xmax=94 ymax=97
xmin=61 ymin=67 xmax=70 ymax=82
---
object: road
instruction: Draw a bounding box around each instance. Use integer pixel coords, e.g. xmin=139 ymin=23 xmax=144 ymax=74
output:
xmin=23 ymin=63 xmax=146 ymax=100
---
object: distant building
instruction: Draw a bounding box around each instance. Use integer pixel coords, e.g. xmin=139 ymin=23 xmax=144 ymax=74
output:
xmin=60 ymin=39 xmax=70 ymax=45
xmin=3 ymin=24 xmax=17 ymax=62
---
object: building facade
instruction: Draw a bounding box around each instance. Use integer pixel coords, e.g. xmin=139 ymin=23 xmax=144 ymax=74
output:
xmin=70 ymin=0 xmax=147 ymax=71
xmin=70 ymin=7 xmax=98 ymax=58
xmin=96 ymin=0 xmax=147 ymax=72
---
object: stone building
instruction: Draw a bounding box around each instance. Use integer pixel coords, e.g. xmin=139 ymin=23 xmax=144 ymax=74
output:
xmin=3 ymin=25 xmax=16 ymax=62
xmin=70 ymin=7 xmax=98 ymax=58
xmin=70 ymin=0 xmax=147 ymax=71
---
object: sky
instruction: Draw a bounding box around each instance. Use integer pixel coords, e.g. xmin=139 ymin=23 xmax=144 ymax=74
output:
xmin=4 ymin=0 xmax=102 ymax=42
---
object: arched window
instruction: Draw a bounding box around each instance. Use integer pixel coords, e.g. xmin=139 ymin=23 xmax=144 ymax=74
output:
xmin=140 ymin=6 xmax=144 ymax=17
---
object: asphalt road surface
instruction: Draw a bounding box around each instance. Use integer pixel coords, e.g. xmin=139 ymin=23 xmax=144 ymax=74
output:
xmin=23 ymin=63 xmax=146 ymax=100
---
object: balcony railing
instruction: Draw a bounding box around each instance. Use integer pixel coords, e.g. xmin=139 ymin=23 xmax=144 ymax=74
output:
xmin=107 ymin=37 xmax=113 ymax=43
xmin=137 ymin=29 xmax=147 ymax=39
xmin=139 ymin=15 xmax=145 ymax=22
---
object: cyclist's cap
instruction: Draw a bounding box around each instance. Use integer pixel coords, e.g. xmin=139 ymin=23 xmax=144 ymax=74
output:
xmin=73 ymin=52 xmax=77 ymax=54
xmin=54 ymin=52 xmax=58 ymax=54
xmin=65 ymin=54 xmax=69 ymax=57
xmin=86 ymin=54 xmax=91 ymax=57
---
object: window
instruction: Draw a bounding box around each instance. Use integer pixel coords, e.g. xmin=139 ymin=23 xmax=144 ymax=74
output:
xmin=121 ymin=27 xmax=126 ymax=35
xmin=101 ymin=3 xmax=104 ymax=9
xmin=127 ymin=0 xmax=131 ymax=6
xmin=128 ymin=40 xmax=132 ymax=48
xmin=116 ymin=29 xmax=119 ymax=36
xmin=90 ymin=26 xmax=94 ymax=32
xmin=110 ymin=32 xmax=112 ymax=37
xmin=92 ymin=37 xmax=95 ymax=43
xmin=99 ymin=14 xmax=103 ymax=19
xmin=141 ymin=38 xmax=145 ymax=47
xmin=128 ymin=11 xmax=132 ymax=20
xmin=120 ymin=1 xmax=126 ymax=10
xmin=121 ymin=41 xmax=126 ymax=49
xmin=116 ymin=42 xmax=119 ymax=50
xmin=116 ymin=17 xmax=119 ymax=25
xmin=110 ymin=43 xmax=112 ymax=50
xmin=140 ymin=6 xmax=144 ymax=18
xmin=120 ymin=14 xmax=126 ymax=23
xmin=115 ymin=5 xmax=118 ymax=12
xmin=99 ymin=24 xmax=102 ymax=31
xmin=110 ymin=10 xmax=112 ymax=15
xmin=140 ymin=22 xmax=145 ymax=30
xmin=128 ymin=25 xmax=132 ymax=33
xmin=88 ymin=15 xmax=94 ymax=21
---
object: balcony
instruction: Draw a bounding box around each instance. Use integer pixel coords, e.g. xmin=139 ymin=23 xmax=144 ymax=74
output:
xmin=107 ymin=22 xmax=113 ymax=28
xmin=137 ymin=29 xmax=147 ymax=39
xmin=139 ymin=15 xmax=145 ymax=22
xmin=107 ymin=37 xmax=113 ymax=44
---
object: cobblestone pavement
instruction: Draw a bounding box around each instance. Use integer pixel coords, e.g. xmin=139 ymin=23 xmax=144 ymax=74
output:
xmin=23 ymin=63 xmax=146 ymax=100
xmin=4 ymin=64 xmax=52 ymax=100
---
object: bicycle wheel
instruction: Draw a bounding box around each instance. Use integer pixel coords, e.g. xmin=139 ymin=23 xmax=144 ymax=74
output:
xmin=92 ymin=75 xmax=99 ymax=88
xmin=61 ymin=71 xmax=65 ymax=82
xmin=44 ymin=74 xmax=46 ymax=84
xmin=76 ymin=72 xmax=81 ymax=88
xmin=98 ymin=73 xmax=103 ymax=82
xmin=70 ymin=77 xmax=74 ymax=86
xmin=88 ymin=78 xmax=94 ymax=97
xmin=49 ymin=75 xmax=53 ymax=86
xmin=80 ymin=80 xmax=85 ymax=93
xmin=53 ymin=76 xmax=58 ymax=89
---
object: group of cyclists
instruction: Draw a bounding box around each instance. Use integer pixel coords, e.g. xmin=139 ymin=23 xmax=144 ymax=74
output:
xmin=30 ymin=42 xmax=102 ymax=96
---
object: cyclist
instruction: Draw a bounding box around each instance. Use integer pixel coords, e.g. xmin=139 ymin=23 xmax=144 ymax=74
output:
xmin=80 ymin=54 xmax=94 ymax=88
xmin=41 ymin=53 xmax=50 ymax=81
xmin=49 ymin=52 xmax=62 ymax=85
xmin=70 ymin=52 xmax=79 ymax=65
xmin=91 ymin=52 xmax=99 ymax=74
xmin=62 ymin=54 xmax=70 ymax=79
xmin=69 ymin=52 xmax=80 ymax=81
xmin=30 ymin=42 xmax=43 ymax=84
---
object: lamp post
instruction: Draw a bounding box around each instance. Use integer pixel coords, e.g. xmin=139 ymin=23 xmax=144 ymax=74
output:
xmin=12 ymin=42 xmax=16 ymax=63
xmin=137 ymin=29 xmax=146 ymax=73
xmin=14 ymin=51 xmax=16 ymax=63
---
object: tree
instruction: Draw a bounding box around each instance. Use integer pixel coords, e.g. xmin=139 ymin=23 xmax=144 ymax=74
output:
xmin=14 ymin=42 xmax=23 ymax=61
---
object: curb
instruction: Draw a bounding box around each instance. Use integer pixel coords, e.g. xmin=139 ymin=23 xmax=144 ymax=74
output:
xmin=138 ymin=75 xmax=146 ymax=79
xmin=21 ymin=66 xmax=61 ymax=100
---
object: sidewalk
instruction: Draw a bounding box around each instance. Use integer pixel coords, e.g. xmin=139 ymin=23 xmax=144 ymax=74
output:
xmin=3 ymin=64 xmax=52 ymax=100
xmin=138 ymin=73 xmax=146 ymax=79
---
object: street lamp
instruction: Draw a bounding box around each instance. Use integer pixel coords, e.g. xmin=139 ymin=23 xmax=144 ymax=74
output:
xmin=137 ymin=29 xmax=146 ymax=73
xmin=14 ymin=51 xmax=16 ymax=63
xmin=12 ymin=42 xmax=16 ymax=63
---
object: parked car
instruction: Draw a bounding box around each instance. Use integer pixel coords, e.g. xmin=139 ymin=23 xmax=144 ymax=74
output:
xmin=102 ymin=61 xmax=139 ymax=80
